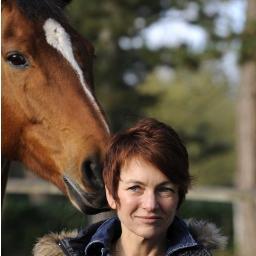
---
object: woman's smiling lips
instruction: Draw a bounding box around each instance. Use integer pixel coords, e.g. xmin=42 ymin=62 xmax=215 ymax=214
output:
xmin=135 ymin=215 xmax=162 ymax=224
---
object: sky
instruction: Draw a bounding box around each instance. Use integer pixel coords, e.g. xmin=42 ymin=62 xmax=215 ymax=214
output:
xmin=143 ymin=0 xmax=246 ymax=52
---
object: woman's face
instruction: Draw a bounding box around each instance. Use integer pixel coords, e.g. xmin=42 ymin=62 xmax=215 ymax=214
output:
xmin=106 ymin=157 xmax=179 ymax=240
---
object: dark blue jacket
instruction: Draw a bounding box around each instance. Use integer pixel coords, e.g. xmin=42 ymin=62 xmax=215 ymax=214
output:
xmin=58 ymin=216 xmax=211 ymax=256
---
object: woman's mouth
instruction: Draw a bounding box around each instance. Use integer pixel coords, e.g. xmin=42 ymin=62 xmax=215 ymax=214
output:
xmin=135 ymin=215 xmax=162 ymax=223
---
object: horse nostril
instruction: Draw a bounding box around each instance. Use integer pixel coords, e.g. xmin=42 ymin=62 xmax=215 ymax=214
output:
xmin=82 ymin=158 xmax=103 ymax=190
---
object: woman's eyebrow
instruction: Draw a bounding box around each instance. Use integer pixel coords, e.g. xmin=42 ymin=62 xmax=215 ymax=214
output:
xmin=119 ymin=179 xmax=144 ymax=185
xmin=119 ymin=180 xmax=174 ymax=187
xmin=158 ymin=181 xmax=174 ymax=186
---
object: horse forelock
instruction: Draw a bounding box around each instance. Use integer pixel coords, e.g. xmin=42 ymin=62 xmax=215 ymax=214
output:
xmin=15 ymin=0 xmax=67 ymax=22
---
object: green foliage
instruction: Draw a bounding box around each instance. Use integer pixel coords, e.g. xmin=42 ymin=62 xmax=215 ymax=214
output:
xmin=136 ymin=68 xmax=235 ymax=185
xmin=2 ymin=195 xmax=87 ymax=256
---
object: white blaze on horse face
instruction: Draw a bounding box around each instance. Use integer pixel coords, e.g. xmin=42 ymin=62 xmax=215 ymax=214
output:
xmin=43 ymin=18 xmax=109 ymax=133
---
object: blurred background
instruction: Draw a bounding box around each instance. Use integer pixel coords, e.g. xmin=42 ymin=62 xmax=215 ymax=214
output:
xmin=2 ymin=0 xmax=256 ymax=255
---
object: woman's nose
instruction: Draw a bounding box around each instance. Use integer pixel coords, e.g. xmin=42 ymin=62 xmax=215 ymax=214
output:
xmin=142 ymin=191 xmax=159 ymax=211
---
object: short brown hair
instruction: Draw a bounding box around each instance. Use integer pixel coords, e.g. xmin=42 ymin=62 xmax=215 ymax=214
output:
xmin=103 ymin=118 xmax=191 ymax=207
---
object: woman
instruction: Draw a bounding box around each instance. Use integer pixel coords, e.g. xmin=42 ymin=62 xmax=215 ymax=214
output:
xmin=34 ymin=118 xmax=226 ymax=256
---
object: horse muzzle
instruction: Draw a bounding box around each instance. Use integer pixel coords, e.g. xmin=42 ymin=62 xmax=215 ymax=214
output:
xmin=63 ymin=176 xmax=110 ymax=215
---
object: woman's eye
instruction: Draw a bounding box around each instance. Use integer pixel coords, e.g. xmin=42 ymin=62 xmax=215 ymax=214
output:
xmin=157 ymin=187 xmax=176 ymax=197
xmin=128 ymin=186 xmax=141 ymax=192
xmin=7 ymin=52 xmax=29 ymax=69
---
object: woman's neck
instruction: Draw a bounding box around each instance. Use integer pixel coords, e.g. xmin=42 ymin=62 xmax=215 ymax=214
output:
xmin=112 ymin=230 xmax=167 ymax=256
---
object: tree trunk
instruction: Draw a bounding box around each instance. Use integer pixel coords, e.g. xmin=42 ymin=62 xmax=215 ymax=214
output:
xmin=235 ymin=0 xmax=256 ymax=254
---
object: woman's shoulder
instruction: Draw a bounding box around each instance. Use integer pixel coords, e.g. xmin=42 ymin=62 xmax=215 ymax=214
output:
xmin=32 ymin=229 xmax=78 ymax=256
xmin=33 ymin=220 xmax=105 ymax=256
xmin=166 ymin=217 xmax=227 ymax=256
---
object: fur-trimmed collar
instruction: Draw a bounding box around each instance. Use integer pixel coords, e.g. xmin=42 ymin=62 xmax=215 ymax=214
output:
xmin=33 ymin=219 xmax=227 ymax=256
xmin=184 ymin=219 xmax=227 ymax=250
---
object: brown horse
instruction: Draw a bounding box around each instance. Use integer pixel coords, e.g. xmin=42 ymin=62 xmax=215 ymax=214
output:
xmin=2 ymin=0 xmax=110 ymax=214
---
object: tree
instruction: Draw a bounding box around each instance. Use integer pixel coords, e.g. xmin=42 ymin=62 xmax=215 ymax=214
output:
xmin=235 ymin=0 xmax=256 ymax=255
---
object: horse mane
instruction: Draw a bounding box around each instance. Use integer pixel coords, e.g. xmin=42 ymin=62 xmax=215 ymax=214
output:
xmin=16 ymin=0 xmax=70 ymax=23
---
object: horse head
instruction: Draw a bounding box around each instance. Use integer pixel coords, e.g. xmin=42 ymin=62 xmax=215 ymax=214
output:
xmin=2 ymin=0 xmax=110 ymax=214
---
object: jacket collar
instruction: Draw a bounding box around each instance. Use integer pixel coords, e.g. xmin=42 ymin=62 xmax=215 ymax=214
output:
xmin=84 ymin=216 xmax=199 ymax=255
xmin=166 ymin=216 xmax=198 ymax=254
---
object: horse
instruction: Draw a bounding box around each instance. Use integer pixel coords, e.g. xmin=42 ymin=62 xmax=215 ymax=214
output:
xmin=1 ymin=0 xmax=110 ymax=214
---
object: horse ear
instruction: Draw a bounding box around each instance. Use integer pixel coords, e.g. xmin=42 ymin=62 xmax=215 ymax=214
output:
xmin=55 ymin=0 xmax=72 ymax=9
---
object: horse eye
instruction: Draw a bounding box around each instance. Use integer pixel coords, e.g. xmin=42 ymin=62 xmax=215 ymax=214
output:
xmin=7 ymin=52 xmax=29 ymax=68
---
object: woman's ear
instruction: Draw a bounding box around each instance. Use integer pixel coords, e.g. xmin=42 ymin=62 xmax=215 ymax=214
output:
xmin=105 ymin=186 xmax=117 ymax=210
